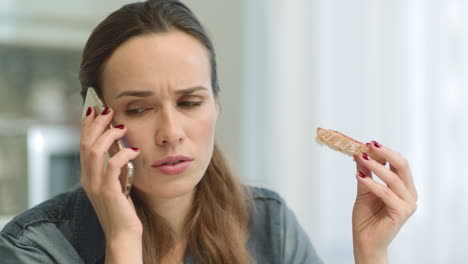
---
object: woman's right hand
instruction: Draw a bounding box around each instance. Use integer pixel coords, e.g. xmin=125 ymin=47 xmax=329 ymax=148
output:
xmin=80 ymin=106 xmax=142 ymax=245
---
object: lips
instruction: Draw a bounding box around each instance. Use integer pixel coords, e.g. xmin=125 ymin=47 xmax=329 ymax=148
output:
xmin=153 ymin=155 xmax=192 ymax=167
xmin=152 ymin=155 xmax=193 ymax=175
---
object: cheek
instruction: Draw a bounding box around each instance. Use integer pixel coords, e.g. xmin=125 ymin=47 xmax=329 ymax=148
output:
xmin=188 ymin=112 xmax=217 ymax=148
xmin=189 ymin=114 xmax=217 ymax=174
xmin=125 ymin=123 xmax=151 ymax=147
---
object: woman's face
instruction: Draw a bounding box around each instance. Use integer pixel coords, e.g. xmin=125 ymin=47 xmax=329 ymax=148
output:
xmin=100 ymin=31 xmax=218 ymax=199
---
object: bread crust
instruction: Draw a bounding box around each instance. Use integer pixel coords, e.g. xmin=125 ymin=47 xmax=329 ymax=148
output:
xmin=316 ymin=127 xmax=386 ymax=164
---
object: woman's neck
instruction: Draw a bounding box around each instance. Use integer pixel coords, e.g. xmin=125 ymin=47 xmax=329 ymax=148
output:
xmin=139 ymin=189 xmax=195 ymax=238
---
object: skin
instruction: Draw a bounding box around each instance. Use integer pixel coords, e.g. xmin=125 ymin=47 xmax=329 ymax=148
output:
xmin=80 ymin=31 xmax=218 ymax=264
xmin=353 ymin=142 xmax=418 ymax=264
xmin=80 ymin=30 xmax=417 ymax=264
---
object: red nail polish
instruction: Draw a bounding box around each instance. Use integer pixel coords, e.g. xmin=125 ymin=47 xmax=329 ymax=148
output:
xmin=358 ymin=171 xmax=367 ymax=178
xmin=131 ymin=147 xmax=139 ymax=152
xmin=86 ymin=107 xmax=92 ymax=116
xmin=373 ymin=141 xmax=382 ymax=148
xmin=115 ymin=124 xmax=125 ymax=129
xmin=101 ymin=107 xmax=110 ymax=115
xmin=362 ymin=153 xmax=370 ymax=160
xmin=365 ymin=143 xmax=370 ymax=147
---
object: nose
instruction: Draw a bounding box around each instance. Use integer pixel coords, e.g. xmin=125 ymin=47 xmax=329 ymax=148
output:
xmin=154 ymin=108 xmax=184 ymax=146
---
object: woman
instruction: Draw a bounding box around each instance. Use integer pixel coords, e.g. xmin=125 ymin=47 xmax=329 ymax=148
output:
xmin=0 ymin=0 xmax=417 ymax=263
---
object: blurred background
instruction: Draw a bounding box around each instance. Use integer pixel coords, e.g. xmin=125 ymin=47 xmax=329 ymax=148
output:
xmin=1 ymin=0 xmax=467 ymax=263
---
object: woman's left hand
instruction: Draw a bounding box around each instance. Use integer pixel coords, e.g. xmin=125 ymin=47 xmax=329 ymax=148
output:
xmin=352 ymin=141 xmax=418 ymax=264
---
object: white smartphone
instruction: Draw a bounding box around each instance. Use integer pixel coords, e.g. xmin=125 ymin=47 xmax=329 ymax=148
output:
xmin=81 ymin=87 xmax=134 ymax=197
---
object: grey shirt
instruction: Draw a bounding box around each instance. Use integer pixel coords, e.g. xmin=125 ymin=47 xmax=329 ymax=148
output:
xmin=0 ymin=186 xmax=323 ymax=263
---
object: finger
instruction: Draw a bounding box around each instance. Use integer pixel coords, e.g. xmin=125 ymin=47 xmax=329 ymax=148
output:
xmin=355 ymin=155 xmax=373 ymax=196
xmin=80 ymin=106 xmax=97 ymax=150
xmin=81 ymin=107 xmax=114 ymax=149
xmin=82 ymin=106 xmax=96 ymax=127
xmin=92 ymin=124 xmax=128 ymax=157
xmin=80 ymin=107 xmax=101 ymax=189
xmin=81 ymin=121 xmax=125 ymax=189
xmin=356 ymin=152 xmax=414 ymax=203
xmin=356 ymin=172 xmax=403 ymax=210
xmin=104 ymin=148 xmax=140 ymax=188
xmin=368 ymin=141 xmax=417 ymax=200
xmin=84 ymin=124 xmax=128 ymax=182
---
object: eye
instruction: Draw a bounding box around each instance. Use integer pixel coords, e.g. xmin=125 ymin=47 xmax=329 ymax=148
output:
xmin=126 ymin=107 xmax=150 ymax=115
xmin=178 ymin=101 xmax=203 ymax=108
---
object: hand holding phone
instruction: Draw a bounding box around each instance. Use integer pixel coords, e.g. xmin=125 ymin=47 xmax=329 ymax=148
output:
xmin=81 ymin=87 xmax=134 ymax=197
xmin=80 ymin=87 xmax=142 ymax=246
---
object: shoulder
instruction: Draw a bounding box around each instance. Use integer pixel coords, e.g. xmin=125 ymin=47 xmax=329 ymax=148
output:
xmin=244 ymin=185 xmax=287 ymax=218
xmin=244 ymin=185 xmax=323 ymax=264
xmin=0 ymin=188 xmax=91 ymax=263
xmin=1 ymin=188 xmax=81 ymax=240
xmin=247 ymin=185 xmax=285 ymax=205
xmin=245 ymin=185 xmax=289 ymax=226
xmin=243 ymin=185 xmax=286 ymax=262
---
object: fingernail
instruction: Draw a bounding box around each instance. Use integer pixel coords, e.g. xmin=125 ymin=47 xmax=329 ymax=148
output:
xmin=131 ymin=147 xmax=139 ymax=152
xmin=362 ymin=152 xmax=370 ymax=161
xmin=115 ymin=124 xmax=125 ymax=129
xmin=373 ymin=141 xmax=382 ymax=148
xmin=86 ymin=107 xmax=92 ymax=116
xmin=101 ymin=107 xmax=110 ymax=115
xmin=358 ymin=171 xmax=367 ymax=178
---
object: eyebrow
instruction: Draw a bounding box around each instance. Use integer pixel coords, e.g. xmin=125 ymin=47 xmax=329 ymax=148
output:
xmin=176 ymin=86 xmax=208 ymax=95
xmin=115 ymin=86 xmax=208 ymax=99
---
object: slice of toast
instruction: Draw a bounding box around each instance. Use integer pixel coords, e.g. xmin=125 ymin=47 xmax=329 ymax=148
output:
xmin=316 ymin=127 xmax=386 ymax=164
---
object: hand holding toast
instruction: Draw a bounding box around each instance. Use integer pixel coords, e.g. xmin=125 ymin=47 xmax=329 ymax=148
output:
xmin=316 ymin=128 xmax=418 ymax=264
xmin=352 ymin=141 xmax=417 ymax=263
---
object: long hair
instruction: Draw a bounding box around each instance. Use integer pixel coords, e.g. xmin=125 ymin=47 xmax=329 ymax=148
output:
xmin=78 ymin=1 xmax=253 ymax=263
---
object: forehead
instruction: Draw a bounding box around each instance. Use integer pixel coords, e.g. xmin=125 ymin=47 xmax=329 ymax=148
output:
xmin=101 ymin=31 xmax=211 ymax=97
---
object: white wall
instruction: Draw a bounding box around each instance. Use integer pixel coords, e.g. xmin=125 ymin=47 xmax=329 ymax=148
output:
xmin=243 ymin=0 xmax=468 ymax=263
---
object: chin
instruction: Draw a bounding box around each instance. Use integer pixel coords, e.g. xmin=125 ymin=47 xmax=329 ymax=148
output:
xmin=132 ymin=173 xmax=202 ymax=199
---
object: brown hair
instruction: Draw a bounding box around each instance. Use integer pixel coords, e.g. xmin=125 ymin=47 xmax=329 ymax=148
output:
xmin=78 ymin=0 xmax=253 ymax=263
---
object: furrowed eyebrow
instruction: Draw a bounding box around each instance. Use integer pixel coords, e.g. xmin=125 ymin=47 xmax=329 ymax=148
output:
xmin=115 ymin=86 xmax=208 ymax=99
xmin=175 ymin=86 xmax=209 ymax=95
xmin=115 ymin=90 xmax=154 ymax=99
